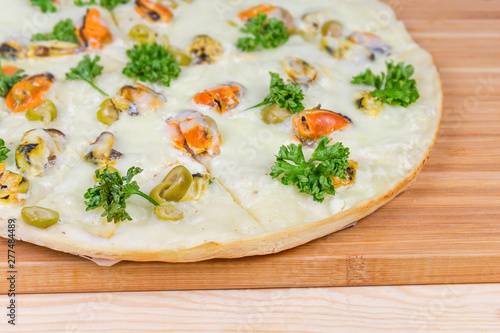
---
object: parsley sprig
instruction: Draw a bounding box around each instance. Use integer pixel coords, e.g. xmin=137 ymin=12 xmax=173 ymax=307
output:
xmin=31 ymin=19 xmax=79 ymax=44
xmin=122 ymin=42 xmax=181 ymax=87
xmin=84 ymin=166 xmax=159 ymax=223
xmin=0 ymin=61 xmax=27 ymax=98
xmin=237 ymin=13 xmax=289 ymax=52
xmin=248 ymin=72 xmax=305 ymax=113
xmin=66 ymin=55 xmax=108 ymax=96
xmin=30 ymin=0 xmax=57 ymax=13
xmin=270 ymin=136 xmax=350 ymax=203
xmin=74 ymin=0 xmax=130 ymax=10
xmin=351 ymin=61 xmax=420 ymax=107
xmin=0 ymin=139 xmax=10 ymax=163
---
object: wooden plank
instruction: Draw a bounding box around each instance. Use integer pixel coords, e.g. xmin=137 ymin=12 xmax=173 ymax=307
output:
xmin=2 ymin=284 xmax=500 ymax=332
xmin=2 ymin=1 xmax=500 ymax=294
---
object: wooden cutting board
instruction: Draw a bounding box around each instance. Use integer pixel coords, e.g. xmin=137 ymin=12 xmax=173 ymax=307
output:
xmin=1 ymin=0 xmax=500 ymax=294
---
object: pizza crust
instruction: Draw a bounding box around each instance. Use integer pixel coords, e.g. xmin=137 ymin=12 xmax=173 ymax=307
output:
xmin=0 ymin=0 xmax=442 ymax=262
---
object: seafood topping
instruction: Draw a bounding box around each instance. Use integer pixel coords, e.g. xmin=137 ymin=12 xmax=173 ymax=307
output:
xmin=192 ymin=83 xmax=245 ymax=114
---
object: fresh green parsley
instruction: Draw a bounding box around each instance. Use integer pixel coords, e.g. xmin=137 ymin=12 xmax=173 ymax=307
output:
xmin=351 ymin=61 xmax=420 ymax=107
xmin=0 ymin=139 xmax=10 ymax=163
xmin=30 ymin=0 xmax=57 ymax=13
xmin=237 ymin=13 xmax=289 ymax=52
xmin=270 ymin=136 xmax=350 ymax=203
xmin=0 ymin=60 xmax=27 ymax=98
xmin=74 ymin=0 xmax=97 ymax=6
xmin=248 ymin=72 xmax=305 ymax=113
xmin=84 ymin=166 xmax=160 ymax=223
xmin=122 ymin=42 xmax=181 ymax=87
xmin=74 ymin=0 xmax=130 ymax=10
xmin=66 ymin=55 xmax=108 ymax=96
xmin=31 ymin=19 xmax=79 ymax=44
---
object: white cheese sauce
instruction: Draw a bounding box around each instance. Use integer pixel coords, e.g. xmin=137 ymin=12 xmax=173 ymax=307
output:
xmin=0 ymin=0 xmax=441 ymax=253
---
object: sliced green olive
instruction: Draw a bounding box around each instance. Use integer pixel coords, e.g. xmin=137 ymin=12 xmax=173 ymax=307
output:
xmin=26 ymin=100 xmax=57 ymax=123
xmin=150 ymin=165 xmax=193 ymax=203
xmin=94 ymin=166 xmax=119 ymax=182
xmin=168 ymin=46 xmax=193 ymax=66
xmin=18 ymin=177 xmax=29 ymax=194
xmin=299 ymin=30 xmax=318 ymax=43
xmin=97 ymin=99 xmax=120 ymax=125
xmin=321 ymin=20 xmax=343 ymax=37
xmin=21 ymin=206 xmax=59 ymax=229
xmin=129 ymin=24 xmax=156 ymax=45
xmin=154 ymin=204 xmax=183 ymax=221
xmin=261 ymin=103 xmax=292 ymax=124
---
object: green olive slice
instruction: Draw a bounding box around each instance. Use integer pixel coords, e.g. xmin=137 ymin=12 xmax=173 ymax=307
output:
xmin=261 ymin=103 xmax=293 ymax=124
xmin=299 ymin=30 xmax=318 ymax=43
xmin=97 ymin=99 xmax=120 ymax=125
xmin=129 ymin=24 xmax=156 ymax=45
xmin=321 ymin=20 xmax=343 ymax=37
xmin=18 ymin=177 xmax=29 ymax=194
xmin=26 ymin=100 xmax=57 ymax=123
xmin=21 ymin=206 xmax=59 ymax=229
xmin=168 ymin=46 xmax=193 ymax=66
xmin=154 ymin=204 xmax=183 ymax=221
xmin=150 ymin=165 xmax=193 ymax=203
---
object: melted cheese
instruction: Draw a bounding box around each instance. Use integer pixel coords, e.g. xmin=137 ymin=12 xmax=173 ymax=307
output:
xmin=0 ymin=0 xmax=441 ymax=257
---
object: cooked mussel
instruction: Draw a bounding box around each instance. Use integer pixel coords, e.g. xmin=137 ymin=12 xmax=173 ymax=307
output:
xmin=188 ymin=35 xmax=224 ymax=65
xmin=28 ymin=40 xmax=81 ymax=58
xmin=282 ymin=56 xmax=318 ymax=86
xmin=79 ymin=8 xmax=113 ymax=49
xmin=238 ymin=4 xmax=296 ymax=34
xmin=112 ymin=83 xmax=166 ymax=116
xmin=354 ymin=91 xmax=384 ymax=117
xmin=292 ymin=106 xmax=351 ymax=144
xmin=84 ymin=132 xmax=123 ymax=166
xmin=348 ymin=31 xmax=391 ymax=54
xmin=192 ymin=82 xmax=245 ymax=114
xmin=319 ymin=37 xmax=373 ymax=63
xmin=15 ymin=128 xmax=65 ymax=177
xmin=135 ymin=0 xmax=173 ymax=24
xmin=6 ymin=73 xmax=54 ymax=113
xmin=330 ymin=160 xmax=358 ymax=188
xmin=0 ymin=163 xmax=28 ymax=205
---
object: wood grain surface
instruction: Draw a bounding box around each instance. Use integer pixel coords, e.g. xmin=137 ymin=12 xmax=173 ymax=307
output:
xmin=1 ymin=284 xmax=500 ymax=332
xmin=1 ymin=0 xmax=500 ymax=294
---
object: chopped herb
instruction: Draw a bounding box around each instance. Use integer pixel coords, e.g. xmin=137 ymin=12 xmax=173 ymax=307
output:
xmin=84 ymin=166 xmax=159 ymax=223
xmin=0 ymin=60 xmax=27 ymax=98
xmin=30 ymin=0 xmax=57 ymax=13
xmin=74 ymin=0 xmax=97 ymax=6
xmin=31 ymin=19 xmax=79 ymax=44
xmin=122 ymin=42 xmax=181 ymax=87
xmin=66 ymin=55 xmax=108 ymax=96
xmin=237 ymin=13 xmax=289 ymax=52
xmin=351 ymin=61 xmax=420 ymax=107
xmin=0 ymin=139 xmax=10 ymax=162
xmin=270 ymin=136 xmax=350 ymax=203
xmin=248 ymin=72 xmax=305 ymax=113
xmin=74 ymin=0 xmax=130 ymax=10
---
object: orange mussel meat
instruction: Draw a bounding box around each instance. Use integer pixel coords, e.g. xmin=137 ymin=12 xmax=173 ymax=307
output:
xmin=135 ymin=0 xmax=173 ymax=24
xmin=292 ymin=108 xmax=351 ymax=140
xmin=80 ymin=8 xmax=113 ymax=49
xmin=193 ymin=83 xmax=244 ymax=114
xmin=6 ymin=73 xmax=54 ymax=113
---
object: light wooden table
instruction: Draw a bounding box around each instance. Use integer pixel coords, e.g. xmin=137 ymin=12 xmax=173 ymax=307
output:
xmin=2 ymin=0 xmax=500 ymax=331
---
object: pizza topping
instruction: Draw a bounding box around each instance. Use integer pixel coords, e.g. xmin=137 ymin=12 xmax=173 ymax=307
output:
xmin=31 ymin=19 xmax=79 ymax=44
xmin=97 ymin=99 xmax=120 ymax=125
xmin=128 ymin=24 xmax=156 ymax=45
xmin=15 ymin=129 xmax=65 ymax=177
xmin=292 ymin=107 xmax=351 ymax=144
xmin=282 ymin=56 xmax=318 ymax=86
xmin=66 ymin=55 xmax=108 ymax=96
xmin=261 ymin=103 xmax=292 ymax=125
xmin=248 ymin=72 xmax=305 ymax=114
xmin=28 ymin=40 xmax=82 ymax=58
xmin=188 ymin=35 xmax=224 ymax=65
xmin=84 ymin=132 xmax=123 ymax=167
xmin=330 ymin=160 xmax=358 ymax=188
xmin=321 ymin=20 xmax=344 ymax=38
xmin=154 ymin=204 xmax=183 ymax=221
xmin=75 ymin=0 xmax=132 ymax=10
xmin=0 ymin=163 xmax=29 ymax=205
xmin=0 ymin=61 xmax=27 ymax=98
xmin=319 ymin=37 xmax=373 ymax=63
xmin=123 ymin=42 xmax=181 ymax=86
xmin=79 ymin=8 xmax=113 ymax=49
xmin=238 ymin=4 xmax=296 ymax=34
xmin=270 ymin=135 xmax=351 ymax=203
xmin=21 ymin=206 xmax=59 ymax=228
xmin=6 ymin=73 xmax=54 ymax=113
xmin=167 ymin=110 xmax=221 ymax=157
xmin=26 ymin=100 xmax=58 ymax=124
xmin=84 ymin=166 xmax=160 ymax=223
xmin=150 ymin=165 xmax=193 ymax=203
xmin=182 ymin=173 xmax=211 ymax=202
xmin=0 ymin=139 xmax=9 ymax=162
xmin=354 ymin=91 xmax=384 ymax=117
xmin=351 ymin=61 xmax=420 ymax=107
xmin=30 ymin=0 xmax=57 ymax=13
xmin=192 ymin=83 xmax=245 ymax=114
xmin=236 ymin=13 xmax=290 ymax=52
xmin=112 ymin=83 xmax=166 ymax=115
xmin=135 ymin=0 xmax=173 ymax=24
xmin=0 ymin=41 xmax=26 ymax=60
xmin=348 ymin=32 xmax=391 ymax=54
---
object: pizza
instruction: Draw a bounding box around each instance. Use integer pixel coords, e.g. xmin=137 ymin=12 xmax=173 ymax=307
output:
xmin=0 ymin=0 xmax=442 ymax=262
